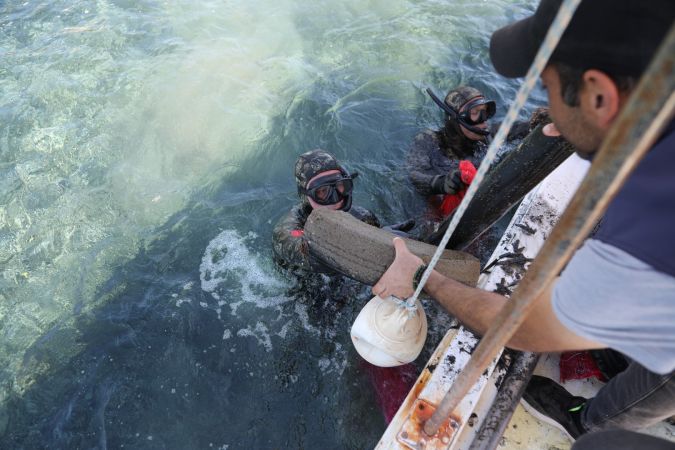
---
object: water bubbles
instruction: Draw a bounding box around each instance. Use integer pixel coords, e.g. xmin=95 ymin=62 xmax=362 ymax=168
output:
xmin=236 ymin=322 xmax=272 ymax=352
xmin=199 ymin=229 xmax=288 ymax=304
xmin=197 ymin=229 xmax=292 ymax=348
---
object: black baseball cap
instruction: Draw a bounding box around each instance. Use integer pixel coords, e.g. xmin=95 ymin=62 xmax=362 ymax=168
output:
xmin=490 ymin=0 xmax=675 ymax=78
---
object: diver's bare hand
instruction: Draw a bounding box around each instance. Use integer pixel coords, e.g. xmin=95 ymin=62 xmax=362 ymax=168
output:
xmin=372 ymin=237 xmax=424 ymax=299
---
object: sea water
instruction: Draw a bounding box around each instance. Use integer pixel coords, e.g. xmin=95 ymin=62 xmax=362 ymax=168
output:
xmin=0 ymin=0 xmax=541 ymax=448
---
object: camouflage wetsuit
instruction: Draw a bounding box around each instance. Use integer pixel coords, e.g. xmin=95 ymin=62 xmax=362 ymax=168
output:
xmin=272 ymin=149 xmax=380 ymax=275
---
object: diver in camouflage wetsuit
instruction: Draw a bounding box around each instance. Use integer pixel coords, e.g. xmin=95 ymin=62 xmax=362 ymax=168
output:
xmin=407 ymin=86 xmax=530 ymax=224
xmin=272 ymin=149 xmax=383 ymax=275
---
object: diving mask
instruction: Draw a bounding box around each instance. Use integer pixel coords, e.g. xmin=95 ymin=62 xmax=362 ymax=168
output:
xmin=301 ymin=172 xmax=358 ymax=206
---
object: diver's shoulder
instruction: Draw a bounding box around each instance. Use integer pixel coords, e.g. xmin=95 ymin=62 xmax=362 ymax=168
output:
xmin=414 ymin=128 xmax=440 ymax=142
xmin=409 ymin=128 xmax=442 ymax=154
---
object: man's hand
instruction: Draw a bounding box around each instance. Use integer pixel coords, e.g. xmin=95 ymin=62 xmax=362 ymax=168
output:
xmin=372 ymin=237 xmax=424 ymax=299
xmin=543 ymin=122 xmax=562 ymax=137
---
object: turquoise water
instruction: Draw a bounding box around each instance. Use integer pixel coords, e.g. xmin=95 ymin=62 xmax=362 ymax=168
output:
xmin=0 ymin=0 xmax=541 ymax=448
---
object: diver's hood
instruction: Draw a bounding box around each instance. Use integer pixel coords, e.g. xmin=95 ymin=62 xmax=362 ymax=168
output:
xmin=427 ymin=87 xmax=495 ymax=137
xmin=294 ymin=149 xmax=354 ymax=212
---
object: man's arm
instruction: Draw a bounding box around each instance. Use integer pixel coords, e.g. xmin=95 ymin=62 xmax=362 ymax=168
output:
xmin=407 ymin=131 xmax=454 ymax=196
xmin=373 ymin=238 xmax=605 ymax=353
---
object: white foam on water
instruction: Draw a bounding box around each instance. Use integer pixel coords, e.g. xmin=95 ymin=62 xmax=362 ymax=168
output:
xmin=276 ymin=320 xmax=293 ymax=339
xmin=293 ymin=302 xmax=321 ymax=337
xmin=195 ymin=230 xmax=299 ymax=352
xmin=333 ymin=343 xmax=348 ymax=375
xmin=236 ymin=322 xmax=272 ymax=352
xmin=199 ymin=229 xmax=290 ymax=313
xmin=317 ymin=342 xmax=348 ymax=376
xmin=228 ymin=300 xmax=245 ymax=316
xmin=196 ymin=229 xmax=352 ymax=373
xmin=318 ymin=358 xmax=331 ymax=372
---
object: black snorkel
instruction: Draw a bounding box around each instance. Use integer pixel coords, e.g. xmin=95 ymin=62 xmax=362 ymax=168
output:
xmin=426 ymin=88 xmax=493 ymax=137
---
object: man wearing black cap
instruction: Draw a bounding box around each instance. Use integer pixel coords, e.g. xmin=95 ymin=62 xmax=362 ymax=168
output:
xmin=372 ymin=0 xmax=675 ymax=441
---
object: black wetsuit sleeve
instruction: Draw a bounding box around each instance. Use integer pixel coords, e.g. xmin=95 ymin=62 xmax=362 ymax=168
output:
xmin=407 ymin=131 xmax=449 ymax=196
xmin=349 ymin=206 xmax=381 ymax=228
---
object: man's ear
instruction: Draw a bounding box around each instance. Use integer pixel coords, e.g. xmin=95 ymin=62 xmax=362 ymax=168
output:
xmin=580 ymin=69 xmax=621 ymax=129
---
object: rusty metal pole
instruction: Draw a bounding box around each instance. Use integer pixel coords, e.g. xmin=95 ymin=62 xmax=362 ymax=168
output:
xmin=423 ymin=24 xmax=675 ymax=437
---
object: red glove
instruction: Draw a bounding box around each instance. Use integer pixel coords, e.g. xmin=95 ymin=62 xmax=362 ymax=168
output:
xmin=458 ymin=160 xmax=477 ymax=184
xmin=439 ymin=161 xmax=477 ymax=217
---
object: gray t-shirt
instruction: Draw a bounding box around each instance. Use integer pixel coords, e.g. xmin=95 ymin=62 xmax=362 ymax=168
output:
xmin=552 ymin=239 xmax=675 ymax=374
